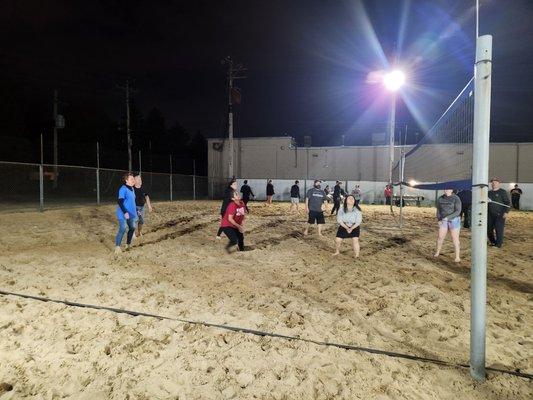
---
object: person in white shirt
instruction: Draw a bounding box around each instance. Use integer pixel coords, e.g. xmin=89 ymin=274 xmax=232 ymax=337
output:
xmin=333 ymin=195 xmax=362 ymax=257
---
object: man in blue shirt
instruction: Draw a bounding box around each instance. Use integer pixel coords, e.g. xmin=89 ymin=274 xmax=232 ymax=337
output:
xmin=115 ymin=172 xmax=137 ymax=253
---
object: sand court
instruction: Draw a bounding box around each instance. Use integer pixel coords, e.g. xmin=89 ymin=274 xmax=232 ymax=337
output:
xmin=0 ymin=201 xmax=531 ymax=399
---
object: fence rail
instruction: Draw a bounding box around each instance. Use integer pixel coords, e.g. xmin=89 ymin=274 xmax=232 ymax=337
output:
xmin=0 ymin=160 xmax=226 ymax=212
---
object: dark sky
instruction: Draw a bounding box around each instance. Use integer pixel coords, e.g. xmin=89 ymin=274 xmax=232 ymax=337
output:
xmin=1 ymin=0 xmax=532 ymax=146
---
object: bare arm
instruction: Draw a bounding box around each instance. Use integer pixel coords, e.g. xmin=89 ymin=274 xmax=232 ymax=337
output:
xmin=228 ymin=214 xmax=243 ymax=231
xmin=145 ymin=195 xmax=153 ymax=212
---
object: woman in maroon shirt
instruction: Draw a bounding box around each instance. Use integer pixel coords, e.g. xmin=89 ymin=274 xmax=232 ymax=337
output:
xmin=220 ymin=191 xmax=247 ymax=252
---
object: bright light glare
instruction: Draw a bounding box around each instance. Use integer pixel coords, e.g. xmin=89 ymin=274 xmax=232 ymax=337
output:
xmin=383 ymin=70 xmax=406 ymax=91
xmin=509 ymin=183 xmax=515 ymax=187
xmin=409 ymin=179 xmax=418 ymax=186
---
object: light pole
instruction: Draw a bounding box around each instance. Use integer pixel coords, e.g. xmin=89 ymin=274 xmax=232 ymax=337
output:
xmin=383 ymin=70 xmax=406 ymax=212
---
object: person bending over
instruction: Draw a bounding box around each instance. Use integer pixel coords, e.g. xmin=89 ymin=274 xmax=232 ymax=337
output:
xmin=216 ymin=179 xmax=237 ymax=239
xmin=220 ymin=190 xmax=247 ymax=253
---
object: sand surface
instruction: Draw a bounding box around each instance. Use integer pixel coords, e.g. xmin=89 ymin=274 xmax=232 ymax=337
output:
xmin=0 ymin=201 xmax=531 ymax=399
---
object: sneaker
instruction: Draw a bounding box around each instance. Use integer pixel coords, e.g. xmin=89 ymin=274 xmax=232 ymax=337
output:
xmin=114 ymin=246 xmax=122 ymax=254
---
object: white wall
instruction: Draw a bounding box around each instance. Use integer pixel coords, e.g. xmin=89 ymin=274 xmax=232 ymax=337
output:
xmin=234 ymin=179 xmax=533 ymax=210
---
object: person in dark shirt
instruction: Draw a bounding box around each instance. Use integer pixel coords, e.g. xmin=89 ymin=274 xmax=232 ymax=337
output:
xmin=266 ymin=179 xmax=275 ymax=204
xmin=331 ymin=181 xmax=344 ymax=216
xmin=487 ymin=177 xmax=511 ymax=248
xmin=304 ymin=180 xmax=326 ymax=236
xmin=216 ymin=179 xmax=237 ymax=239
xmin=510 ymin=184 xmax=523 ymax=210
xmin=240 ymin=180 xmax=255 ymax=208
xmin=456 ymin=189 xmax=472 ymax=229
xmin=289 ymin=180 xmax=301 ymax=213
xmin=134 ymin=175 xmax=153 ymax=237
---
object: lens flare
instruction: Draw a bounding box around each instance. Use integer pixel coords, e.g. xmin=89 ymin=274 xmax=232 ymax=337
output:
xmin=383 ymin=70 xmax=406 ymax=91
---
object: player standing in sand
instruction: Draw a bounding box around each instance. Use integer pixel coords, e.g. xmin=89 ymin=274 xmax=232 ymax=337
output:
xmin=333 ymin=194 xmax=362 ymax=257
xmin=240 ymin=180 xmax=255 ymax=210
xmin=304 ymin=180 xmax=327 ymax=236
xmin=134 ymin=174 xmax=153 ymax=238
xmin=289 ymin=180 xmax=301 ymax=213
xmin=220 ymin=190 xmax=247 ymax=252
xmin=216 ymin=179 xmax=237 ymax=239
xmin=266 ymin=179 xmax=275 ymax=204
xmin=434 ymin=187 xmax=462 ymax=262
xmin=115 ymin=172 xmax=138 ymax=254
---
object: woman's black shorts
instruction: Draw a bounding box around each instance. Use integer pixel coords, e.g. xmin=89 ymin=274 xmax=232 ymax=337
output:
xmin=336 ymin=225 xmax=360 ymax=238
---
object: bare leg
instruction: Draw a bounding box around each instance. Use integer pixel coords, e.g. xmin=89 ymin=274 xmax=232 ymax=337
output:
xmin=303 ymin=223 xmax=311 ymax=236
xmin=450 ymin=228 xmax=461 ymax=262
xmin=352 ymin=237 xmax=360 ymax=257
xmin=318 ymin=224 xmax=323 ymax=237
xmin=434 ymin=224 xmax=448 ymax=257
xmin=333 ymin=237 xmax=342 ymax=255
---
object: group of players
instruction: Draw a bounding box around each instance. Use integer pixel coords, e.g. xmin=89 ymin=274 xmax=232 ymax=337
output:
xmin=113 ymin=173 xmax=520 ymax=260
xmin=214 ymin=179 xmax=363 ymax=256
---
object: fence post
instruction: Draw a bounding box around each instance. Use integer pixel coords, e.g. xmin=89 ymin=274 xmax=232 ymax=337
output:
xmin=169 ymin=155 xmax=173 ymax=202
xmin=193 ymin=159 xmax=196 ymax=200
xmin=96 ymin=142 xmax=101 ymax=205
xmin=39 ymin=134 xmax=44 ymax=212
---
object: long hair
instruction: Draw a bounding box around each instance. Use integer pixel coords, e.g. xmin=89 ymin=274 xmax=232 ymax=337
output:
xmin=343 ymin=195 xmax=361 ymax=213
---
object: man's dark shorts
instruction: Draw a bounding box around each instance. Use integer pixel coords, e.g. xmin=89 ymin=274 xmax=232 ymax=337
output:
xmin=308 ymin=210 xmax=325 ymax=225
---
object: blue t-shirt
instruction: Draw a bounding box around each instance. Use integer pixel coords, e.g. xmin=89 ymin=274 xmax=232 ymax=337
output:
xmin=116 ymin=185 xmax=137 ymax=220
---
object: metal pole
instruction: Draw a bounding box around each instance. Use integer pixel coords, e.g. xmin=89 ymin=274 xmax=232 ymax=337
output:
xmin=169 ymin=155 xmax=173 ymax=202
xmin=193 ymin=159 xmax=196 ymax=200
xmin=39 ymin=134 xmax=44 ymax=212
xmin=96 ymin=142 xmax=101 ymax=205
xmin=388 ymin=94 xmax=396 ymax=213
xmin=139 ymin=150 xmax=142 ymax=174
xmin=470 ymin=34 xmax=492 ymax=382
xmin=53 ymin=89 xmax=58 ymax=189
xmin=399 ymin=153 xmax=405 ymax=229
xmin=126 ymin=80 xmax=132 ymax=171
xmin=228 ymin=71 xmax=234 ymax=179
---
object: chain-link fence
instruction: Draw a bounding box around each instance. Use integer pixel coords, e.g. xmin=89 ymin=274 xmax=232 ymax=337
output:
xmin=0 ymin=160 xmax=223 ymax=212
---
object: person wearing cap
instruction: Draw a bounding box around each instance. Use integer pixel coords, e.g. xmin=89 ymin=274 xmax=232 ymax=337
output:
xmin=434 ymin=187 xmax=462 ymax=262
xmin=304 ymin=180 xmax=327 ymax=236
xmin=488 ymin=177 xmax=511 ymax=248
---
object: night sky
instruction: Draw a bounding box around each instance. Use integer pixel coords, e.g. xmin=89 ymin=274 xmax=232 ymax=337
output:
xmin=1 ymin=0 xmax=532 ymax=157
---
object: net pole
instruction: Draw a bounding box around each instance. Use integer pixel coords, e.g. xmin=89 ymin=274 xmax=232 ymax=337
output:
xmin=470 ymin=34 xmax=492 ymax=382
xmin=169 ymin=155 xmax=173 ymax=202
xmin=193 ymin=159 xmax=196 ymax=200
xmin=39 ymin=133 xmax=44 ymax=212
xmin=388 ymin=94 xmax=396 ymax=213
xmin=399 ymin=153 xmax=405 ymax=229
xmin=96 ymin=142 xmax=100 ymax=205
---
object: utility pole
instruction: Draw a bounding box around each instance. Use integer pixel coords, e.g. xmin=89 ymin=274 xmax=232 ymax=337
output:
xmin=52 ymin=89 xmax=65 ymax=189
xmin=117 ymin=80 xmax=135 ymax=171
xmin=222 ymin=56 xmax=246 ymax=179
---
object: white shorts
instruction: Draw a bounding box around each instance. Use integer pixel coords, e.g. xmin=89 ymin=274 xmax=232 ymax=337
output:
xmin=290 ymin=197 xmax=300 ymax=204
